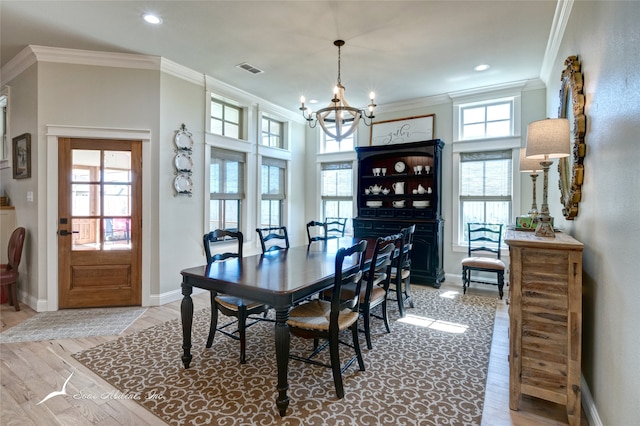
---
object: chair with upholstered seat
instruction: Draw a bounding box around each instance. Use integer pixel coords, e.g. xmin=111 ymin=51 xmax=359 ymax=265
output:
xmin=0 ymin=227 xmax=26 ymax=311
xmin=306 ymin=221 xmax=327 ymax=245
xmin=287 ymin=240 xmax=368 ymax=399
xmin=461 ymin=223 xmax=506 ymax=299
xmin=388 ymin=224 xmax=415 ymax=317
xmin=325 ymin=217 xmax=347 ymax=239
xmin=203 ymin=229 xmax=270 ymax=364
xmin=345 ymin=234 xmax=399 ymax=349
xmin=256 ymin=226 xmax=290 ymax=253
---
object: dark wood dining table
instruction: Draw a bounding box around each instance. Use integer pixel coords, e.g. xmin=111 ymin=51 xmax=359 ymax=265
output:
xmin=179 ymin=237 xmax=370 ymax=417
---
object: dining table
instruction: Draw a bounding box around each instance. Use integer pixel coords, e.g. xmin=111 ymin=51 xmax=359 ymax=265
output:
xmin=179 ymin=237 xmax=372 ymax=417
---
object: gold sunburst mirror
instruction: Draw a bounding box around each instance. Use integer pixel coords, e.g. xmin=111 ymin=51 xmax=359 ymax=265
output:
xmin=558 ymin=56 xmax=586 ymax=220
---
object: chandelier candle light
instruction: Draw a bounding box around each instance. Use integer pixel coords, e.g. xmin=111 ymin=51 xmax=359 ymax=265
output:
xmin=525 ymin=118 xmax=570 ymax=237
xmin=300 ymin=40 xmax=376 ymax=141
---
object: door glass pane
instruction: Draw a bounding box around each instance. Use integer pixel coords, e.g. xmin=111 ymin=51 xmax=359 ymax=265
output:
xmin=72 ymin=184 xmax=100 ymax=216
xmin=104 ymin=218 xmax=131 ymax=250
xmin=104 ymin=184 xmax=131 ymax=216
xmin=71 ymin=218 xmax=101 ymax=251
xmin=103 ymin=151 xmax=131 ymax=182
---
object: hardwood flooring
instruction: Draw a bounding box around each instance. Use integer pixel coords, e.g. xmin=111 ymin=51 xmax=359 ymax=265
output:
xmin=0 ymin=282 xmax=588 ymax=425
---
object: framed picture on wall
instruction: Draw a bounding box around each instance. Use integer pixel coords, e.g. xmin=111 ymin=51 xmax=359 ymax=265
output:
xmin=370 ymin=114 xmax=435 ymax=145
xmin=12 ymin=133 xmax=31 ymax=179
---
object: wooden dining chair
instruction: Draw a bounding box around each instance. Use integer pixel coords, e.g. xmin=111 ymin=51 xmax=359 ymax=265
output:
xmin=203 ymin=229 xmax=269 ymax=364
xmin=325 ymin=217 xmax=347 ymax=238
xmin=287 ymin=240 xmax=368 ymax=399
xmin=388 ymin=224 xmax=416 ymax=318
xmin=0 ymin=227 xmax=26 ymax=311
xmin=256 ymin=226 xmax=290 ymax=253
xmin=345 ymin=234 xmax=399 ymax=349
xmin=306 ymin=220 xmax=327 ymax=245
xmin=461 ymin=223 xmax=506 ymax=299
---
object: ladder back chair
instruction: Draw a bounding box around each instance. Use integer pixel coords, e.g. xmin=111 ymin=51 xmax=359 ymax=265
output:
xmin=287 ymin=240 xmax=368 ymax=399
xmin=461 ymin=223 xmax=506 ymax=299
xmin=388 ymin=224 xmax=415 ymax=317
xmin=256 ymin=226 xmax=290 ymax=253
xmin=325 ymin=217 xmax=347 ymax=238
xmin=347 ymin=234 xmax=399 ymax=349
xmin=203 ymin=229 xmax=270 ymax=364
xmin=306 ymin=220 xmax=327 ymax=245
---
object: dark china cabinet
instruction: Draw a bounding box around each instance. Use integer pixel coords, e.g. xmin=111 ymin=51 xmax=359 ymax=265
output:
xmin=353 ymin=139 xmax=444 ymax=287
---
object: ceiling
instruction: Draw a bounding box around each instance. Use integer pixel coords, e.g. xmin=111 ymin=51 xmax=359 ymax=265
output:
xmin=0 ymin=1 xmax=558 ymax=114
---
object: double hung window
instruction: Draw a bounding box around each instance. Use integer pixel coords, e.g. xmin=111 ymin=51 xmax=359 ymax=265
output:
xmin=459 ymin=150 xmax=512 ymax=243
xmin=322 ymin=125 xmax=355 ymax=153
xmin=209 ymin=149 xmax=244 ymax=232
xmin=321 ymin=162 xmax=353 ymax=234
xmin=261 ymin=157 xmax=286 ymax=227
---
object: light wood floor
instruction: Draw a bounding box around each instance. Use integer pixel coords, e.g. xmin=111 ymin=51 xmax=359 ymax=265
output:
xmin=0 ymin=282 xmax=588 ymax=425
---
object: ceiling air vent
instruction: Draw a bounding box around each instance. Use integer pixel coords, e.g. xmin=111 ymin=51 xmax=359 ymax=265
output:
xmin=236 ymin=62 xmax=264 ymax=75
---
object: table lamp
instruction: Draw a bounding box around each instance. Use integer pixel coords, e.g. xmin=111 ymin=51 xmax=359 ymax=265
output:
xmin=525 ymin=118 xmax=570 ymax=237
xmin=519 ymin=147 xmax=542 ymax=218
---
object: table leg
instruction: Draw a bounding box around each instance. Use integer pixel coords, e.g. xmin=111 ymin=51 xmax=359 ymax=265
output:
xmin=274 ymin=308 xmax=290 ymax=417
xmin=181 ymin=283 xmax=194 ymax=369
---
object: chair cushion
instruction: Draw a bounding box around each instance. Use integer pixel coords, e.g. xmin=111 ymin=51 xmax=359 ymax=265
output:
xmin=215 ymin=295 xmax=265 ymax=311
xmin=0 ymin=268 xmax=18 ymax=284
xmin=287 ymin=300 xmax=358 ymax=332
xmin=389 ymin=267 xmax=410 ymax=280
xmin=461 ymin=256 xmax=506 ymax=270
xmin=341 ymin=280 xmax=387 ymax=304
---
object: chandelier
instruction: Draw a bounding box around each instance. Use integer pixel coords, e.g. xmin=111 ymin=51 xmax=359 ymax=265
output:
xmin=300 ymin=40 xmax=376 ymax=141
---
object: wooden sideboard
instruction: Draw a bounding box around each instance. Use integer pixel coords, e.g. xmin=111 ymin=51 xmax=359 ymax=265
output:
xmin=505 ymin=229 xmax=583 ymax=426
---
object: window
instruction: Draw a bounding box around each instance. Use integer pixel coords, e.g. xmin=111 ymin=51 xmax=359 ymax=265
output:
xmin=211 ymin=97 xmax=242 ymax=139
xmin=323 ymin=124 xmax=355 ymax=153
xmin=261 ymin=117 xmax=283 ymax=148
xmin=321 ymin=162 xmax=353 ymax=234
xmin=210 ymin=149 xmax=245 ymax=232
xmin=459 ymin=150 xmax=512 ymax=244
xmin=261 ymin=157 xmax=286 ymax=227
xmin=461 ymin=100 xmax=512 ymax=140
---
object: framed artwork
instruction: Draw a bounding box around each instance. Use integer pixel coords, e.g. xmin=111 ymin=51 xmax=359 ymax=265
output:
xmin=370 ymin=114 xmax=435 ymax=145
xmin=12 ymin=133 xmax=31 ymax=179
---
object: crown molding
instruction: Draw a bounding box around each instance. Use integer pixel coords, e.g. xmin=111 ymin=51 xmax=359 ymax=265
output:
xmin=160 ymin=58 xmax=205 ymax=87
xmin=540 ymin=0 xmax=574 ymax=86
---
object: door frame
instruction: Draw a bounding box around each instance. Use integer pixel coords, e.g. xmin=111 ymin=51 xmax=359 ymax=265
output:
xmin=45 ymin=125 xmax=151 ymax=311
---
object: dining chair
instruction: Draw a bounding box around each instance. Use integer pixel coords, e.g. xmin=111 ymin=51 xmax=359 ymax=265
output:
xmin=306 ymin=220 xmax=327 ymax=245
xmin=0 ymin=227 xmax=26 ymax=311
xmin=325 ymin=217 xmax=347 ymax=238
xmin=345 ymin=234 xmax=399 ymax=349
xmin=256 ymin=226 xmax=290 ymax=253
xmin=203 ymin=229 xmax=270 ymax=364
xmin=461 ymin=223 xmax=506 ymax=299
xmin=287 ymin=239 xmax=368 ymax=399
xmin=388 ymin=224 xmax=416 ymax=318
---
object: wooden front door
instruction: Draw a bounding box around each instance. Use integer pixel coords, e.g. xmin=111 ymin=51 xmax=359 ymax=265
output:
xmin=58 ymin=138 xmax=142 ymax=308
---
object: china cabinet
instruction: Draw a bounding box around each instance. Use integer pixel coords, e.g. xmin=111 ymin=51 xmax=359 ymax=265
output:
xmin=505 ymin=229 xmax=583 ymax=426
xmin=353 ymin=139 xmax=444 ymax=287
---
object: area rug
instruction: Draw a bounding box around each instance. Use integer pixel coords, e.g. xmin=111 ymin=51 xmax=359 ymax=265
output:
xmin=0 ymin=307 xmax=147 ymax=343
xmin=72 ymin=288 xmax=497 ymax=425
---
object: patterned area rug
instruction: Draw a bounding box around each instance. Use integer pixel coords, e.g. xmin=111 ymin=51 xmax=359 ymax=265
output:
xmin=73 ymin=288 xmax=496 ymax=425
xmin=0 ymin=307 xmax=147 ymax=343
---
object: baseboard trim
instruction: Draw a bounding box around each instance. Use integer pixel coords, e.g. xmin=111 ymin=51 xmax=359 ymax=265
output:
xmin=581 ymin=375 xmax=603 ymax=426
xmin=150 ymin=287 xmax=207 ymax=306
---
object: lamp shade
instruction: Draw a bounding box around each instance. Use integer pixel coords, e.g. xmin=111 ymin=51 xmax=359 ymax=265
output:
xmin=525 ymin=118 xmax=570 ymax=159
xmin=519 ymin=147 xmax=542 ymax=172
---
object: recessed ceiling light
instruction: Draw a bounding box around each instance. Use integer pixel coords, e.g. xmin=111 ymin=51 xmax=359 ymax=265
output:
xmin=143 ymin=13 xmax=162 ymax=24
xmin=474 ymin=64 xmax=490 ymax=72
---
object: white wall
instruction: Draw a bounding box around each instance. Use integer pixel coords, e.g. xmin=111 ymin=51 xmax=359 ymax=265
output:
xmin=549 ymin=2 xmax=640 ymax=424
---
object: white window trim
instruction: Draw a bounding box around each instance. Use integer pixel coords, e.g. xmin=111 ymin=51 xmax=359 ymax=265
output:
xmin=451 ymin=90 xmax=523 ymax=254
xmin=315 ymin=151 xmax=357 ymax=221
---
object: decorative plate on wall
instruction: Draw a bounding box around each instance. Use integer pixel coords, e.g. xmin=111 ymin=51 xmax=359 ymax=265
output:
xmin=174 ymin=173 xmax=193 ymax=195
xmin=174 ymin=152 xmax=193 ymax=172
xmin=174 ymin=123 xmax=193 ymax=151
